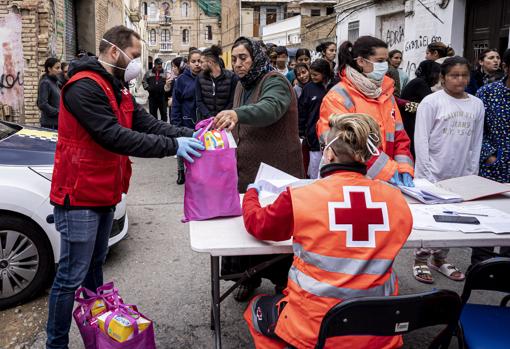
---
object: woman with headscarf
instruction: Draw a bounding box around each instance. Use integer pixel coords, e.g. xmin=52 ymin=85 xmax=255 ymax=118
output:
xmin=400 ymin=60 xmax=441 ymax=157
xmin=214 ymin=37 xmax=304 ymax=302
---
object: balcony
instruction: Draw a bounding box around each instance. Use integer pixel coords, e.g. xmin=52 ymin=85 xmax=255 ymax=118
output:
xmin=160 ymin=42 xmax=172 ymax=51
xmin=160 ymin=16 xmax=172 ymax=25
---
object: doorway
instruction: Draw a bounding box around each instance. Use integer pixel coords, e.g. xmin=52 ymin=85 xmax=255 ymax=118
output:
xmin=465 ymin=0 xmax=510 ymax=64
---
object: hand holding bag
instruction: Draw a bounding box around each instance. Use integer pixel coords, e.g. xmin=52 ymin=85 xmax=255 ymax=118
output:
xmin=183 ymin=117 xmax=242 ymax=221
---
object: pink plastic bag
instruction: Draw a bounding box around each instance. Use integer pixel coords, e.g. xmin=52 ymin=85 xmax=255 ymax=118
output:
xmin=183 ymin=117 xmax=242 ymax=222
xmin=73 ymin=282 xmax=156 ymax=349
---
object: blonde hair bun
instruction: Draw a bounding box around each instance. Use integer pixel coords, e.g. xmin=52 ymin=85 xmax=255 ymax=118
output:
xmin=327 ymin=113 xmax=381 ymax=163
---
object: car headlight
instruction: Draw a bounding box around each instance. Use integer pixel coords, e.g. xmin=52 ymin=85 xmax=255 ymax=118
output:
xmin=29 ymin=166 xmax=54 ymax=181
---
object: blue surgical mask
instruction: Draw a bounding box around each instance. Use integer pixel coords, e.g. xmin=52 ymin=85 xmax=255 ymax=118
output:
xmin=364 ymin=59 xmax=388 ymax=81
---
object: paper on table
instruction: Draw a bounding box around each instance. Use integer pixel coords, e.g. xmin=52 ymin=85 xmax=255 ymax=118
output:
xmin=254 ymin=163 xmax=314 ymax=199
xmin=255 ymin=162 xmax=299 ymax=182
xmin=410 ymin=204 xmax=510 ymax=234
xmin=399 ymin=179 xmax=463 ymax=204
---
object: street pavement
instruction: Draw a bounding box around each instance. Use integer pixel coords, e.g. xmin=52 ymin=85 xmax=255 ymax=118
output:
xmin=0 ymin=157 xmax=500 ymax=348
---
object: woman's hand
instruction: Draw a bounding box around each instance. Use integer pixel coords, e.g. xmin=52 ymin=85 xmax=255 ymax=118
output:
xmin=485 ymin=155 xmax=497 ymax=165
xmin=214 ymin=110 xmax=238 ymax=131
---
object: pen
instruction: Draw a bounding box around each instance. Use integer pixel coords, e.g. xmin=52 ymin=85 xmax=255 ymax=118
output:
xmin=443 ymin=210 xmax=489 ymax=217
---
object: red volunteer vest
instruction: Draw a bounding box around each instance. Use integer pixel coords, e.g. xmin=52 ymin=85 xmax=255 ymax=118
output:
xmin=50 ymin=71 xmax=134 ymax=207
xmin=275 ymin=172 xmax=413 ymax=349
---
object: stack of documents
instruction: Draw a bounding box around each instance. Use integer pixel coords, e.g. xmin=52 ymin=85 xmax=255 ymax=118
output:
xmin=400 ymin=175 xmax=510 ymax=204
xmin=411 ymin=204 xmax=510 ymax=234
xmin=399 ymin=179 xmax=463 ymax=204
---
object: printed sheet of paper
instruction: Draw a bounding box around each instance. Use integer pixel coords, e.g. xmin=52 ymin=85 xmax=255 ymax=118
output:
xmin=411 ymin=204 xmax=510 ymax=234
xmin=254 ymin=163 xmax=314 ymax=199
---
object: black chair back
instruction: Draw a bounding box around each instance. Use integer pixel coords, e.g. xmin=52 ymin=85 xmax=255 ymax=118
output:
xmin=315 ymin=289 xmax=462 ymax=349
xmin=461 ymin=257 xmax=510 ymax=305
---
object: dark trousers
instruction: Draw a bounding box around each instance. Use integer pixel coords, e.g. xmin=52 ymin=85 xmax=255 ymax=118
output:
xmin=149 ymin=97 xmax=167 ymax=122
xmin=221 ymin=254 xmax=294 ymax=288
xmin=471 ymin=247 xmax=510 ymax=265
xmin=46 ymin=207 xmax=114 ymax=349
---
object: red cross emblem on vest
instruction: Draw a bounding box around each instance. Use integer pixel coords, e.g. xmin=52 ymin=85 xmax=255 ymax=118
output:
xmin=328 ymin=186 xmax=389 ymax=248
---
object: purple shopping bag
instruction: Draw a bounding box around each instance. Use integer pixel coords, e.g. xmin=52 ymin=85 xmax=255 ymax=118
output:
xmin=183 ymin=117 xmax=242 ymax=222
xmin=94 ymin=305 xmax=156 ymax=349
xmin=73 ymin=282 xmax=120 ymax=349
xmin=73 ymin=282 xmax=156 ymax=349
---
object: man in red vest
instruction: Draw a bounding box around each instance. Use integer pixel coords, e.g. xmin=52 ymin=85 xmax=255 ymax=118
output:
xmin=46 ymin=26 xmax=203 ymax=349
xmin=242 ymin=113 xmax=412 ymax=348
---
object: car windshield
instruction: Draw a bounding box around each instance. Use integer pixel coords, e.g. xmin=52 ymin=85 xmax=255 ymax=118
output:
xmin=0 ymin=121 xmax=21 ymax=140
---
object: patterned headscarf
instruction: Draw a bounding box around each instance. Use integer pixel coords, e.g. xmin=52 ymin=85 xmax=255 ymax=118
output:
xmin=233 ymin=37 xmax=269 ymax=89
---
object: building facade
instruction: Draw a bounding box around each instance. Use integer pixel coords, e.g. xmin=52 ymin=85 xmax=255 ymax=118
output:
xmin=0 ymin=0 xmax=142 ymax=125
xmin=221 ymin=0 xmax=336 ymax=66
xmin=141 ymin=0 xmax=220 ymax=67
xmin=336 ymin=0 xmax=510 ymax=78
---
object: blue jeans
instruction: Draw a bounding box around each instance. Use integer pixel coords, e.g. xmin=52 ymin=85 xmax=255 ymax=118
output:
xmin=46 ymin=207 xmax=114 ymax=349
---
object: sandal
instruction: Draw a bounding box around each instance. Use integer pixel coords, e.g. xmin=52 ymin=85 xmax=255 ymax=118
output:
xmin=428 ymin=261 xmax=465 ymax=281
xmin=413 ymin=264 xmax=434 ymax=284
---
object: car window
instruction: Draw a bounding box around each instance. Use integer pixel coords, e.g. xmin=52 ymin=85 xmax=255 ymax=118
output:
xmin=0 ymin=121 xmax=21 ymax=140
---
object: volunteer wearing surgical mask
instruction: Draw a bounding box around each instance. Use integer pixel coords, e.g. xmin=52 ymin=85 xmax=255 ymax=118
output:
xmin=242 ymin=114 xmax=413 ymax=349
xmin=46 ymin=26 xmax=202 ymax=349
xmin=319 ymin=36 xmax=415 ymax=187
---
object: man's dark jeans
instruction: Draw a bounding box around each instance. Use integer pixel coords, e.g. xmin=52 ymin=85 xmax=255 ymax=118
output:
xmin=46 ymin=207 xmax=114 ymax=349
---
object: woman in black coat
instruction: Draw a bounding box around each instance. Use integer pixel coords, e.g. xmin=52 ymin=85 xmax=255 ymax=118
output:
xmin=400 ymin=60 xmax=441 ymax=157
xmin=37 ymin=58 xmax=62 ymax=129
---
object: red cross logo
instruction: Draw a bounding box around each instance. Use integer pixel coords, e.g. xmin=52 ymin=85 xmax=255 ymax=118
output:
xmin=328 ymin=186 xmax=389 ymax=248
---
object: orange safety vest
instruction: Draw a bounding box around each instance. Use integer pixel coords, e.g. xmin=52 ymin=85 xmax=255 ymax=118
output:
xmin=274 ymin=172 xmax=412 ymax=348
xmin=318 ymin=71 xmax=414 ymax=181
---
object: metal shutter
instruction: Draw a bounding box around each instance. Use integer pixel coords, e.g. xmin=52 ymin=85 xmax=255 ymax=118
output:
xmin=64 ymin=0 xmax=76 ymax=62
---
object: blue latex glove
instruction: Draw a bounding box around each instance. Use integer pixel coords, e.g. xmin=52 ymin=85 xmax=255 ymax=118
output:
xmin=400 ymin=173 xmax=415 ymax=187
xmin=389 ymin=171 xmax=403 ymax=186
xmin=192 ymin=128 xmax=202 ymax=139
xmin=176 ymin=137 xmax=204 ymax=163
xmin=247 ymin=182 xmax=263 ymax=194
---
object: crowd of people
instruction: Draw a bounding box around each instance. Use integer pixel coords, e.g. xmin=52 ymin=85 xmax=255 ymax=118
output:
xmin=38 ymin=24 xmax=510 ymax=348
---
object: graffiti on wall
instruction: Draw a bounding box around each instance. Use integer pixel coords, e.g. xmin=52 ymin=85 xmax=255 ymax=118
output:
xmin=0 ymin=12 xmax=24 ymax=112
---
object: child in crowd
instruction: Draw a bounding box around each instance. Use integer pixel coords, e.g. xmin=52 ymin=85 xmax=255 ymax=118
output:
xmin=413 ymin=56 xmax=485 ymax=284
xmin=299 ymin=59 xmax=332 ymax=178
xmin=293 ymin=63 xmax=310 ymax=99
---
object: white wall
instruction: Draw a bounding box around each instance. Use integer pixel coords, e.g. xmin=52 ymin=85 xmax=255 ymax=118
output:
xmin=336 ymin=0 xmax=467 ymax=78
xmin=262 ymin=15 xmax=301 ymax=46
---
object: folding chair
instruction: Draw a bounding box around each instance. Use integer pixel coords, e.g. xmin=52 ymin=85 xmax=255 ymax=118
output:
xmin=315 ymin=289 xmax=461 ymax=349
xmin=459 ymin=257 xmax=510 ymax=349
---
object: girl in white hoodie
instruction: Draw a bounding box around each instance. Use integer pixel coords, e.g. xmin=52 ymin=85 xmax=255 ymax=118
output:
xmin=413 ymin=56 xmax=485 ymax=284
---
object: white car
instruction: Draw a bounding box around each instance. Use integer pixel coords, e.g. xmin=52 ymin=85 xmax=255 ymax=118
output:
xmin=0 ymin=121 xmax=128 ymax=309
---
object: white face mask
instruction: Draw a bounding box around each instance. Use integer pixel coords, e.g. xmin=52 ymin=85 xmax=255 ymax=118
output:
xmin=99 ymin=38 xmax=142 ymax=82
xmin=363 ymin=59 xmax=388 ymax=81
xmin=321 ymin=135 xmax=340 ymax=165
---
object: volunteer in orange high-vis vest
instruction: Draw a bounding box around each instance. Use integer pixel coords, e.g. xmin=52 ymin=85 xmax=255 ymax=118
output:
xmin=319 ymin=36 xmax=415 ymax=187
xmin=242 ymin=113 xmax=413 ymax=349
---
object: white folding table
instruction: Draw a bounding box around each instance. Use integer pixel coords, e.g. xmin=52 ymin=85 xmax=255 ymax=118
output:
xmin=189 ymin=193 xmax=510 ymax=349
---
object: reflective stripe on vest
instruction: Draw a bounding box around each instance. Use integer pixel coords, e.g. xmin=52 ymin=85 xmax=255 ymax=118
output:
xmin=394 ymin=154 xmax=414 ymax=166
xmin=250 ymin=295 xmax=264 ymax=334
xmin=288 ymin=265 xmax=396 ymax=300
xmin=395 ymin=122 xmax=404 ymax=131
xmin=331 ymin=85 xmax=354 ymax=109
xmin=292 ymin=243 xmax=392 ymax=276
xmin=366 ymin=152 xmax=391 ymax=179
xmin=386 ymin=132 xmax=395 ymax=142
